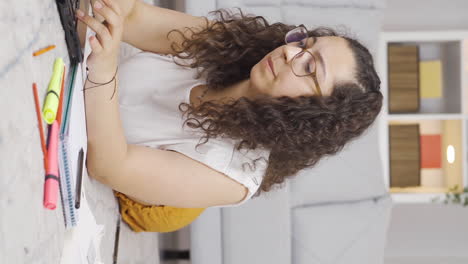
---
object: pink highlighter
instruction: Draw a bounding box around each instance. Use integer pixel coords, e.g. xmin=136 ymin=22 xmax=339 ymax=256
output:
xmin=44 ymin=120 xmax=60 ymax=210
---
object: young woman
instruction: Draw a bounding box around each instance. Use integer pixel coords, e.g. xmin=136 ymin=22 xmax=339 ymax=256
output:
xmin=77 ymin=0 xmax=382 ymax=212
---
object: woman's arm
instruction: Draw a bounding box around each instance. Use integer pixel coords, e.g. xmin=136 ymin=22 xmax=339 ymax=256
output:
xmin=122 ymin=0 xmax=210 ymax=54
xmin=78 ymin=0 xmax=128 ymax=178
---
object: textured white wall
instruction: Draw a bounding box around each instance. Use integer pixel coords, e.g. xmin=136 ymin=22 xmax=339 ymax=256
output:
xmin=385 ymin=204 xmax=468 ymax=262
xmin=383 ymin=0 xmax=468 ymax=31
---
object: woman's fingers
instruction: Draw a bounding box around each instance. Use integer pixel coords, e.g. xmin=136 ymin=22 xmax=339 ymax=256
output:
xmin=90 ymin=0 xmax=105 ymax=22
xmin=76 ymin=10 xmax=112 ymax=46
xmin=101 ymin=0 xmax=123 ymax=17
xmin=92 ymin=0 xmax=123 ymax=33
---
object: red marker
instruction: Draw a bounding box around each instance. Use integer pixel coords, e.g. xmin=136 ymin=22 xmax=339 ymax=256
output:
xmin=44 ymin=121 xmax=60 ymax=210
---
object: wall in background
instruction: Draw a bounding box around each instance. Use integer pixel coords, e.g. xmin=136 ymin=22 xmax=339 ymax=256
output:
xmin=382 ymin=0 xmax=468 ymax=31
xmin=385 ymin=204 xmax=468 ymax=262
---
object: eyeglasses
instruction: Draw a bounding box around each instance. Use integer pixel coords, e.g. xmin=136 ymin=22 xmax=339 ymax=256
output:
xmin=284 ymin=25 xmax=322 ymax=96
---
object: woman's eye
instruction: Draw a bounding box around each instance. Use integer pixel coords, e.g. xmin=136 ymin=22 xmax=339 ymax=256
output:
xmin=305 ymin=58 xmax=316 ymax=74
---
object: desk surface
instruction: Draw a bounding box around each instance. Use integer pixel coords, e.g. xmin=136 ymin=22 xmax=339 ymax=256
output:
xmin=0 ymin=0 xmax=160 ymax=263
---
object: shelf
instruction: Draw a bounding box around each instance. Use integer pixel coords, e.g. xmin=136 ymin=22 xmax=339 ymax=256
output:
xmin=464 ymin=39 xmax=468 ymax=114
xmin=388 ymin=119 xmax=463 ymax=188
xmin=382 ymin=30 xmax=468 ymax=42
xmin=465 ymin=120 xmax=468 ymax=188
xmin=391 ymin=186 xmax=449 ymax=193
xmin=379 ymin=31 xmax=468 ymax=204
xmin=386 ymin=41 xmax=462 ymax=114
xmin=387 ymin=114 xmax=462 ymax=121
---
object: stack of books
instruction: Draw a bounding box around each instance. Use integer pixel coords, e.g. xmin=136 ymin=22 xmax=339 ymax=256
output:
xmin=389 ymin=124 xmax=421 ymax=187
xmin=388 ymin=45 xmax=420 ymax=113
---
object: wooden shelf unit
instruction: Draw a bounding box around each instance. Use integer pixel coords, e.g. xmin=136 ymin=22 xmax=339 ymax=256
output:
xmin=378 ymin=30 xmax=468 ymax=203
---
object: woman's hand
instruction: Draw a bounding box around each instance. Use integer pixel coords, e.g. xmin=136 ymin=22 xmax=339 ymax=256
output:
xmin=90 ymin=0 xmax=136 ymax=22
xmin=76 ymin=0 xmax=124 ymax=82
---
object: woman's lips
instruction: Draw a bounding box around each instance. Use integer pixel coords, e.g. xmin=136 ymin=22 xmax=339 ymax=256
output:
xmin=267 ymin=57 xmax=276 ymax=77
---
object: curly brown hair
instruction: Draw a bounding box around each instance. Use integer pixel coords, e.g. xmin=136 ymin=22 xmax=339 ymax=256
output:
xmin=168 ymin=8 xmax=383 ymax=197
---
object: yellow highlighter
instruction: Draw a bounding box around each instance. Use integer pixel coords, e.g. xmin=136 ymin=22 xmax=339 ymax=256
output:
xmin=43 ymin=58 xmax=64 ymax=124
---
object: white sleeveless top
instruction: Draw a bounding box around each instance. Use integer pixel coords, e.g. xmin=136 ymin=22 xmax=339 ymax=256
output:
xmin=117 ymin=51 xmax=270 ymax=207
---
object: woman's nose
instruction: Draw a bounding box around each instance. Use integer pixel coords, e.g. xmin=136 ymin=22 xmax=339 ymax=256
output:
xmin=283 ymin=44 xmax=302 ymax=63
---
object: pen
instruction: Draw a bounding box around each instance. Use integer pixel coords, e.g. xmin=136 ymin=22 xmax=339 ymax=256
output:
xmin=44 ymin=121 xmax=60 ymax=210
xmin=56 ymin=65 xmax=66 ymax=124
xmin=75 ymin=148 xmax=84 ymax=209
xmin=33 ymin=45 xmax=56 ymax=57
xmin=32 ymin=83 xmax=48 ymax=171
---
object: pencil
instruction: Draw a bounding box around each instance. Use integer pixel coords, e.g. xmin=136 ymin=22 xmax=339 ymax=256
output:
xmin=33 ymin=83 xmax=48 ymax=170
xmin=33 ymin=45 xmax=56 ymax=57
xmin=56 ymin=65 xmax=66 ymax=124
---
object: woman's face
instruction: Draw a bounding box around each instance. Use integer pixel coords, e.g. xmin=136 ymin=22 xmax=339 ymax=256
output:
xmin=250 ymin=36 xmax=357 ymax=97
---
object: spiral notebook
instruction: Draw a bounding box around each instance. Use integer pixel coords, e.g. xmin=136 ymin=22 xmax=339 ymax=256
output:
xmin=57 ymin=0 xmax=92 ymax=228
xmin=58 ymin=63 xmax=87 ymax=228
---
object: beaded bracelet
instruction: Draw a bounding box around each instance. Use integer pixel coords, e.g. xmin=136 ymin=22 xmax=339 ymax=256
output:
xmin=82 ymin=67 xmax=118 ymax=100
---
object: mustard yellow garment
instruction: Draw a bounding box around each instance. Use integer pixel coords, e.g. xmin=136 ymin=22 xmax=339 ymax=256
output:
xmin=114 ymin=191 xmax=205 ymax=233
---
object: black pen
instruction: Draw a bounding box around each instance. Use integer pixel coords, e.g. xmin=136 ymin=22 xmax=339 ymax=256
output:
xmin=75 ymin=148 xmax=84 ymax=209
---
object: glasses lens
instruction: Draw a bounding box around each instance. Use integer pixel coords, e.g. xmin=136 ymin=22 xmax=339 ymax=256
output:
xmin=292 ymin=51 xmax=316 ymax=76
xmin=285 ymin=27 xmax=308 ymax=44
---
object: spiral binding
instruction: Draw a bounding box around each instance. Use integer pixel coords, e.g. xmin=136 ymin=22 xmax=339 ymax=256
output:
xmin=59 ymin=134 xmax=77 ymax=227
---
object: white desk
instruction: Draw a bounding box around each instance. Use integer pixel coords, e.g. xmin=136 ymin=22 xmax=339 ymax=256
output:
xmin=0 ymin=0 xmax=160 ymax=263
